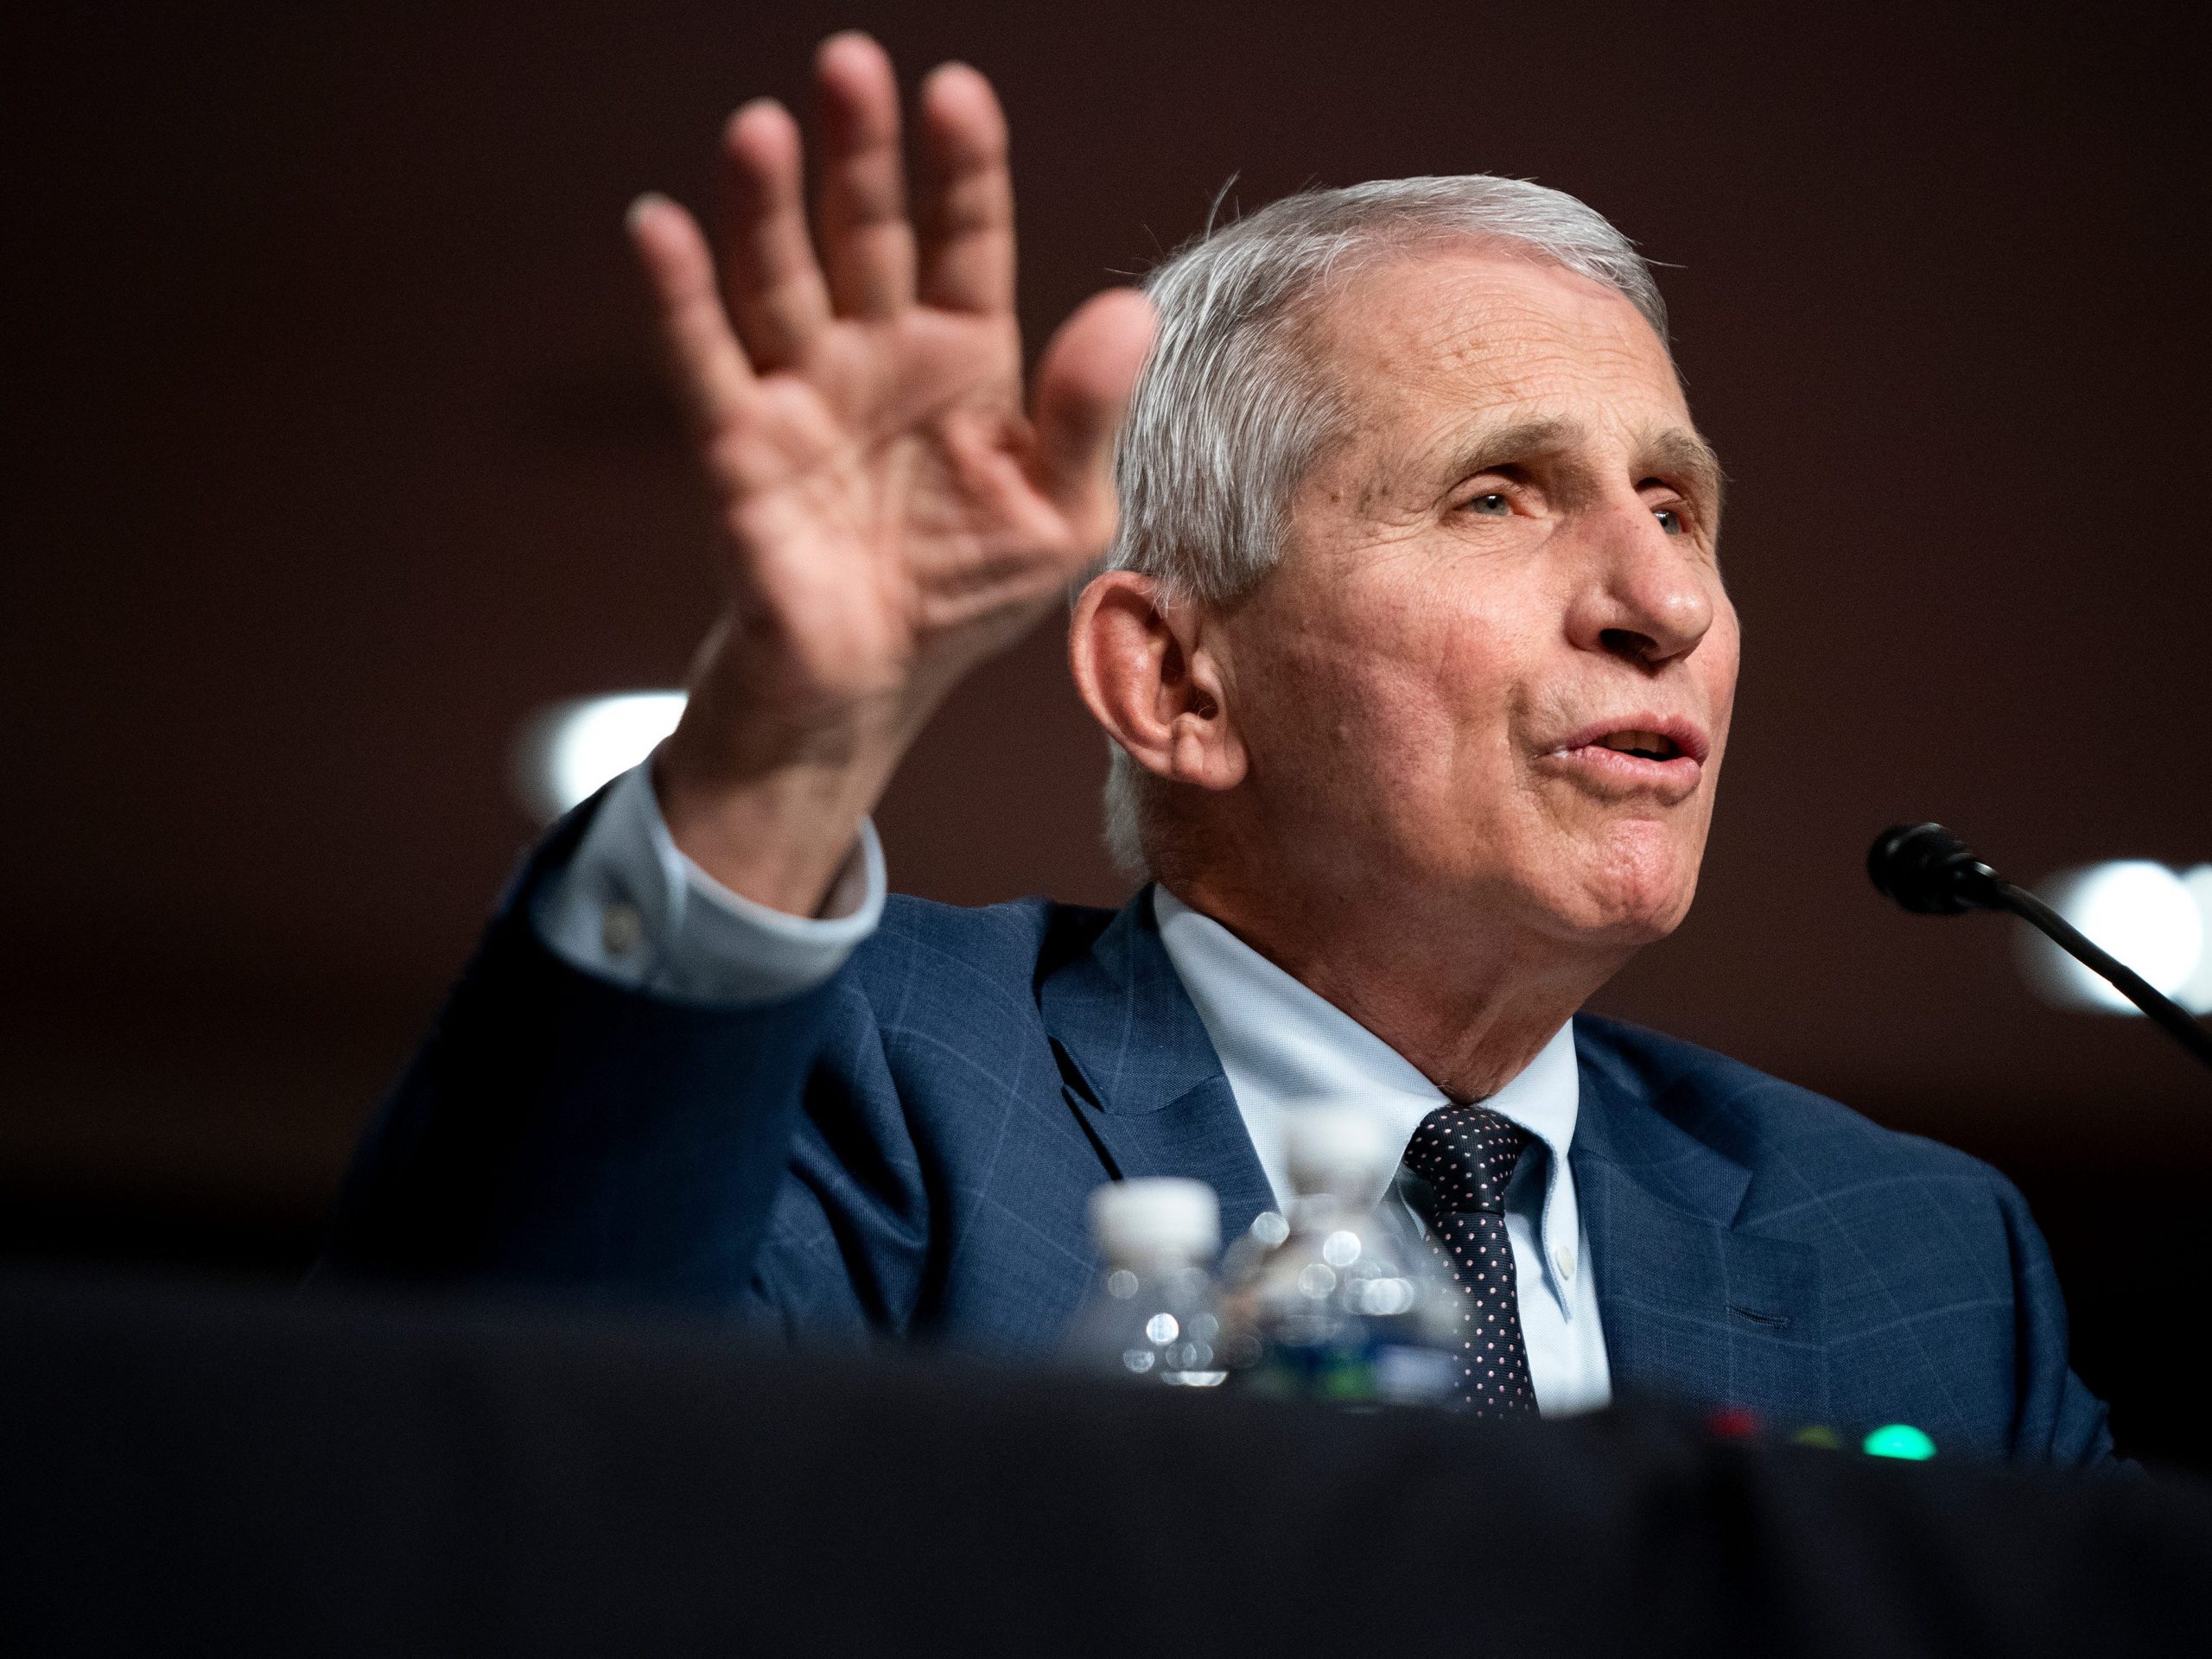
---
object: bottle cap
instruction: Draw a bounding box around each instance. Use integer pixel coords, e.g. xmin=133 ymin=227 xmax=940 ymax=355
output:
xmin=1284 ymin=1107 xmax=1394 ymax=1198
xmin=1087 ymin=1178 xmax=1221 ymax=1265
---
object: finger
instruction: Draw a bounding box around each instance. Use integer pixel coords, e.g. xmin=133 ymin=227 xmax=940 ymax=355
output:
xmin=1027 ymin=288 xmax=1157 ymax=544
xmin=717 ymin=99 xmax=833 ymax=371
xmin=812 ymin=32 xmax=916 ymax=318
xmin=626 ymin=193 xmax=753 ymax=433
xmin=916 ymin=62 xmax=1014 ymax=314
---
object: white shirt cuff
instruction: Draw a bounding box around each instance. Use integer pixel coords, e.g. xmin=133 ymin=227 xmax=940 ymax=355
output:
xmin=535 ymin=760 xmax=886 ymax=1005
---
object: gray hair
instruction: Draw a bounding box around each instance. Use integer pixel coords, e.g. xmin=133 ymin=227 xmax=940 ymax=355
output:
xmin=1096 ymin=175 xmax=1668 ymax=879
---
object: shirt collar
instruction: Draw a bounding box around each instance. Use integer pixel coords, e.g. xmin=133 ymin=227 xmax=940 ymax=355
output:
xmin=1159 ymin=885 xmax=1592 ymax=1309
xmin=1154 ymin=888 xmax=1443 ymax=1109
xmin=1152 ymin=887 xmax=1583 ymax=1299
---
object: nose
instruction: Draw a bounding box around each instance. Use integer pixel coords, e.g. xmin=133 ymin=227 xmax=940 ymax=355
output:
xmin=1565 ymin=500 xmax=1716 ymax=671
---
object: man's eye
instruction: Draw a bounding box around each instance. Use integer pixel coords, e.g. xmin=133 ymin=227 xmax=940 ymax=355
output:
xmin=1653 ymin=505 xmax=1685 ymax=535
xmin=1465 ymin=492 xmax=1510 ymax=516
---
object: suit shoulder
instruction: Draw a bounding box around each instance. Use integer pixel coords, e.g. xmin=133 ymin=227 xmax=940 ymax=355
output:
xmin=1574 ymin=1014 xmax=2000 ymax=1190
xmin=849 ymin=892 xmax=1120 ymax=1014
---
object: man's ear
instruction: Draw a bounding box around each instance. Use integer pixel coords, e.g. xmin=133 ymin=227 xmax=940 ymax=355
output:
xmin=1069 ymin=569 xmax=1246 ymax=791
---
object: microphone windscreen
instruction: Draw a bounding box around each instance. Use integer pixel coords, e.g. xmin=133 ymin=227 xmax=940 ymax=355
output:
xmin=1868 ymin=823 xmax=2002 ymax=915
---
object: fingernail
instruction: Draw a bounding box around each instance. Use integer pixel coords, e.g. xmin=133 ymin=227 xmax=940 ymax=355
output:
xmin=626 ymin=193 xmax=669 ymax=231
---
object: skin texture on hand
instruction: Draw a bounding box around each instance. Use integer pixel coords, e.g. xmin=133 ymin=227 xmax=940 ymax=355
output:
xmin=630 ymin=33 xmax=1152 ymax=914
xmin=1071 ymin=247 xmax=1738 ymax=1100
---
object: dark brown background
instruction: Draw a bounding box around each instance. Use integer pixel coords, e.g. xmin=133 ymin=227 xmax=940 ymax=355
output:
xmin=7 ymin=5 xmax=2209 ymax=1462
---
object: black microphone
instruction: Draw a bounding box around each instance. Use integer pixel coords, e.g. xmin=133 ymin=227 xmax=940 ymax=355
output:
xmin=1869 ymin=823 xmax=2212 ymax=1073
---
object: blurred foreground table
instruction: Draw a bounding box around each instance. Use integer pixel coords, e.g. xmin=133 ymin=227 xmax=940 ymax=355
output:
xmin=2 ymin=1271 xmax=2207 ymax=1656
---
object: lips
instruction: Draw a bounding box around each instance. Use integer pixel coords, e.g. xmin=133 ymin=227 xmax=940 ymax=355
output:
xmin=1543 ymin=715 xmax=1711 ymax=798
xmin=1550 ymin=715 xmax=1711 ymax=766
xmin=1596 ymin=729 xmax=1680 ymax=761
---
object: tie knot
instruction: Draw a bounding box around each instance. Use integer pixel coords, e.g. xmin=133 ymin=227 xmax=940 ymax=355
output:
xmin=1402 ymin=1103 xmax=1530 ymax=1217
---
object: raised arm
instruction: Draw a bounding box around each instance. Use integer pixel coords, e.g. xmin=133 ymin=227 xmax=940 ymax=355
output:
xmin=631 ymin=32 xmax=1153 ymax=916
xmin=324 ymin=37 xmax=1147 ymax=1299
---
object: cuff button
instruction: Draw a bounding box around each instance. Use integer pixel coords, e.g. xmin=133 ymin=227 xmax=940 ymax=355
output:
xmin=601 ymin=901 xmax=645 ymax=957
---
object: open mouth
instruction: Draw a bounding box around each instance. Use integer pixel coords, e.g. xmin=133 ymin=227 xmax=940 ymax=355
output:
xmin=1543 ymin=720 xmax=1708 ymax=797
xmin=1594 ymin=729 xmax=1681 ymax=762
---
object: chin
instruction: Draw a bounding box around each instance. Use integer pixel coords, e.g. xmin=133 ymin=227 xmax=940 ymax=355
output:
xmin=1554 ymin=823 xmax=1703 ymax=944
xmin=1601 ymin=889 xmax=1696 ymax=945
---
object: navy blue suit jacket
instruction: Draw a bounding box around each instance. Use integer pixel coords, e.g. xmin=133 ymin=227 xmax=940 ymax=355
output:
xmin=330 ymin=807 xmax=2115 ymax=1465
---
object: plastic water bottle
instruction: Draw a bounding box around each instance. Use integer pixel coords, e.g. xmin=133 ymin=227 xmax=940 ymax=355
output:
xmin=1065 ymin=1177 xmax=1228 ymax=1387
xmin=1224 ymin=1109 xmax=1463 ymax=1405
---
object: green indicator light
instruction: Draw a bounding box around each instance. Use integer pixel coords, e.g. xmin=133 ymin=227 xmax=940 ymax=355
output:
xmin=1861 ymin=1423 xmax=1936 ymax=1460
xmin=1789 ymin=1425 xmax=1842 ymax=1451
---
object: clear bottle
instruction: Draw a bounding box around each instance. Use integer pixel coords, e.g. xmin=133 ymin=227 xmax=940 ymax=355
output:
xmin=1224 ymin=1109 xmax=1464 ymax=1406
xmin=1065 ymin=1177 xmax=1228 ymax=1387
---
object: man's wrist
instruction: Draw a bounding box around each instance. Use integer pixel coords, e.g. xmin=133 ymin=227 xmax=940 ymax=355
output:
xmin=653 ymin=687 xmax=911 ymax=917
xmin=536 ymin=761 xmax=887 ymax=1004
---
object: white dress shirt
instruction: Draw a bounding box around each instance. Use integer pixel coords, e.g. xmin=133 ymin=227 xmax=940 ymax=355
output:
xmin=542 ymin=760 xmax=1612 ymax=1415
xmin=1152 ymin=889 xmax=1611 ymax=1415
xmin=537 ymin=762 xmax=884 ymax=1004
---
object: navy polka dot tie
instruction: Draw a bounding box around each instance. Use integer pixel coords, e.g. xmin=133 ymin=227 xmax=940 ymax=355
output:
xmin=1402 ymin=1103 xmax=1536 ymax=1417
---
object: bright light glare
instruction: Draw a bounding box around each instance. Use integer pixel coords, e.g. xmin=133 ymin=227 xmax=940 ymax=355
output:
xmin=2180 ymin=867 xmax=2212 ymax=1016
xmin=513 ymin=690 xmax=686 ymax=823
xmin=1861 ymin=1423 xmax=1936 ymax=1461
xmin=2021 ymin=861 xmax=2204 ymax=1014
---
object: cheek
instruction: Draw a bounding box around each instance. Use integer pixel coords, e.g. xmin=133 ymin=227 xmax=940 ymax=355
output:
xmin=1263 ymin=604 xmax=1516 ymax=804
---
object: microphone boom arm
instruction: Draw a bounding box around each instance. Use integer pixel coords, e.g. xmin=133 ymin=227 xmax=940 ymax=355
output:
xmin=1993 ymin=880 xmax=2212 ymax=1069
xmin=1869 ymin=823 xmax=2212 ymax=1075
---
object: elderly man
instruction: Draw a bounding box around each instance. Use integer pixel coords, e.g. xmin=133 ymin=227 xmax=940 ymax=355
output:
xmin=330 ymin=34 xmax=2112 ymax=1463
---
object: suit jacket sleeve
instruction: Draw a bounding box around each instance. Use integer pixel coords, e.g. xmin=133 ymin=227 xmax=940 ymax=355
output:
xmin=321 ymin=803 xmax=862 ymax=1306
xmin=1993 ymin=1170 xmax=2119 ymax=1466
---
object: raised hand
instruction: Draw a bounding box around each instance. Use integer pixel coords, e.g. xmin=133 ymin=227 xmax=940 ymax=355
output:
xmin=628 ymin=33 xmax=1153 ymax=913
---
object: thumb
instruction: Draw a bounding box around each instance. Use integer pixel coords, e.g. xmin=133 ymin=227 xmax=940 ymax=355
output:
xmin=1027 ymin=286 xmax=1156 ymax=544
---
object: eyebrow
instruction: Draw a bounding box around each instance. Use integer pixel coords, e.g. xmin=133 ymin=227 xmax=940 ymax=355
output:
xmin=1440 ymin=417 xmax=1727 ymax=517
xmin=1638 ymin=429 xmax=1728 ymax=517
xmin=1446 ymin=418 xmax=1583 ymax=480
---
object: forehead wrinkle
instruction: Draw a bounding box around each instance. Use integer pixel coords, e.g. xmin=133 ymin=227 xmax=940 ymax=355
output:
xmin=1297 ymin=249 xmax=1695 ymax=522
xmin=1315 ymin=250 xmax=1643 ymax=393
xmin=1338 ymin=326 xmax=1684 ymax=474
xmin=1353 ymin=310 xmax=1618 ymax=409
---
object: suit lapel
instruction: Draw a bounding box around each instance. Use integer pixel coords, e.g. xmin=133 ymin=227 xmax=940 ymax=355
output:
xmin=1573 ymin=1025 xmax=1828 ymax=1420
xmin=1039 ymin=915 xmax=1827 ymax=1417
xmin=1038 ymin=887 xmax=1277 ymax=1243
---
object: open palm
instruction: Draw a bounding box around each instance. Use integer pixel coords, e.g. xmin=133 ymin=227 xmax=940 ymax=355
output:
xmin=631 ymin=34 xmax=1152 ymax=831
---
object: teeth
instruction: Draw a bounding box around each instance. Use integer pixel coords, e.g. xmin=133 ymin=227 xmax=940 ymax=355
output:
xmin=1599 ymin=730 xmax=1676 ymax=757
